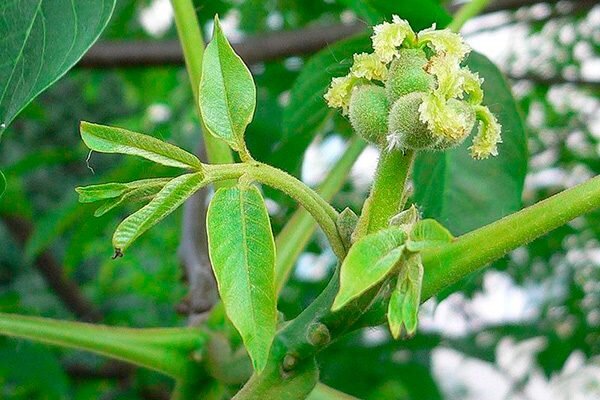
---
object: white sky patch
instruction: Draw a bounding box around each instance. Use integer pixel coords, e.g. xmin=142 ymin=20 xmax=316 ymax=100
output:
xmin=139 ymin=0 xmax=174 ymax=38
xmin=302 ymin=135 xmax=349 ymax=186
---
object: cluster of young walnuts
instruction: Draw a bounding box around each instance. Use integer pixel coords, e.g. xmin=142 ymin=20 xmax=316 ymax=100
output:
xmin=324 ymin=16 xmax=502 ymax=159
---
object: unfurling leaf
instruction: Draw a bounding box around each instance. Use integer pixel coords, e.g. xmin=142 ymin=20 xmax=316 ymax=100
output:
xmin=76 ymin=178 xmax=170 ymax=204
xmin=332 ymin=228 xmax=405 ymax=311
xmin=80 ymin=122 xmax=202 ymax=170
xmin=206 ymin=185 xmax=276 ymax=373
xmin=93 ymin=183 xmax=167 ymax=217
xmin=112 ymin=173 xmax=205 ymax=254
xmin=406 ymin=219 xmax=453 ymax=252
xmin=199 ymin=16 xmax=256 ymax=153
xmin=388 ymin=253 xmax=424 ymax=339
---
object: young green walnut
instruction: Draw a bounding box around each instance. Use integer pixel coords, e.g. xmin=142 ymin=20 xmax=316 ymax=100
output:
xmin=386 ymin=49 xmax=435 ymax=104
xmin=387 ymin=93 xmax=476 ymax=151
xmin=324 ymin=15 xmax=503 ymax=159
xmin=348 ymin=84 xmax=389 ymax=147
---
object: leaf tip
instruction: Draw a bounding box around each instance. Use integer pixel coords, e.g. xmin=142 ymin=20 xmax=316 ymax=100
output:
xmin=112 ymin=248 xmax=123 ymax=259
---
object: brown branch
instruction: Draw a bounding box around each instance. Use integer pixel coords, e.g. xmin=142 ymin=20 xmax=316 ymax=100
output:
xmin=78 ymin=22 xmax=365 ymax=68
xmin=178 ymin=143 xmax=219 ymax=324
xmin=507 ymin=72 xmax=600 ymax=87
xmin=2 ymin=216 xmax=103 ymax=322
xmin=77 ymin=0 xmax=594 ymax=69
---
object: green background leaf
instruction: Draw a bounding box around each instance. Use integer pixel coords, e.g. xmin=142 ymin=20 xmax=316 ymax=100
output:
xmin=199 ymin=17 xmax=256 ymax=152
xmin=207 ymin=185 xmax=276 ymax=372
xmin=413 ymin=51 xmax=528 ymax=235
xmin=337 ymin=0 xmax=451 ymax=28
xmin=0 ymin=0 xmax=116 ymax=136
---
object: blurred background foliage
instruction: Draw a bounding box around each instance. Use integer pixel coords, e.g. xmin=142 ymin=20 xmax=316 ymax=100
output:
xmin=0 ymin=0 xmax=599 ymax=399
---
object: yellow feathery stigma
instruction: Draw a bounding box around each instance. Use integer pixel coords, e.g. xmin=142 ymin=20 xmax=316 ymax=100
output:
xmin=371 ymin=16 xmax=416 ymax=63
xmin=418 ymin=26 xmax=471 ymax=62
xmin=324 ymin=74 xmax=360 ymax=114
xmin=350 ymin=53 xmax=388 ymax=81
xmin=426 ymin=55 xmax=464 ymax=99
xmin=460 ymin=68 xmax=484 ymax=105
xmin=419 ymin=92 xmax=473 ymax=140
xmin=470 ymin=105 xmax=502 ymax=159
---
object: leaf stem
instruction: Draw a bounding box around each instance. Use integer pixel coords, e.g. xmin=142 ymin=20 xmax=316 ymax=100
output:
xmin=203 ymin=162 xmax=346 ymax=260
xmin=275 ymin=137 xmax=366 ymax=292
xmin=171 ymin=0 xmax=234 ymax=166
xmin=0 ymin=313 xmax=207 ymax=379
xmin=447 ymin=0 xmax=491 ymax=32
xmin=421 ymin=175 xmax=600 ymax=299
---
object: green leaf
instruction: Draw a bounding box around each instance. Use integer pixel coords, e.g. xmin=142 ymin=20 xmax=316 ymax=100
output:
xmin=337 ymin=0 xmax=451 ymax=28
xmin=413 ymin=51 xmax=528 ymax=235
xmin=332 ymin=228 xmax=405 ymax=311
xmin=406 ymin=219 xmax=454 ymax=252
xmin=0 ymin=0 xmax=116 ymax=136
xmin=199 ymin=16 xmax=256 ymax=153
xmin=206 ymin=185 xmax=276 ymax=373
xmin=76 ymin=178 xmax=170 ymax=216
xmin=93 ymin=182 xmax=166 ymax=217
xmin=80 ymin=121 xmax=202 ymax=170
xmin=388 ymin=254 xmax=423 ymax=339
xmin=76 ymin=182 xmax=130 ymax=203
xmin=112 ymin=173 xmax=205 ymax=254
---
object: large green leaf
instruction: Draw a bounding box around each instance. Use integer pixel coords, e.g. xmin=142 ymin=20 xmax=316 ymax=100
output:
xmin=0 ymin=0 xmax=116 ymax=136
xmin=112 ymin=173 xmax=205 ymax=254
xmin=332 ymin=228 xmax=405 ymax=311
xmin=413 ymin=51 xmax=528 ymax=235
xmin=80 ymin=122 xmax=202 ymax=170
xmin=199 ymin=16 xmax=256 ymax=153
xmin=206 ymin=185 xmax=276 ymax=373
xmin=337 ymin=0 xmax=451 ymax=28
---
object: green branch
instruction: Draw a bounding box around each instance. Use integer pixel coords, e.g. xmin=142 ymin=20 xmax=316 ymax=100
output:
xmin=204 ymin=162 xmax=347 ymax=260
xmin=171 ymin=0 xmax=234 ymax=166
xmin=447 ymin=0 xmax=491 ymax=32
xmin=421 ymin=175 xmax=600 ymax=299
xmin=0 ymin=313 xmax=206 ymax=379
xmin=355 ymin=150 xmax=414 ymax=238
xmin=275 ymin=137 xmax=366 ymax=292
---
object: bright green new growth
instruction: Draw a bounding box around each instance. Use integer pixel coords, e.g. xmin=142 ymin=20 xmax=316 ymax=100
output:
xmin=349 ymin=85 xmax=389 ymax=146
xmin=332 ymin=228 xmax=406 ymax=311
xmin=388 ymin=253 xmax=424 ymax=339
xmin=324 ymin=16 xmax=502 ymax=159
xmin=199 ymin=16 xmax=256 ymax=158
